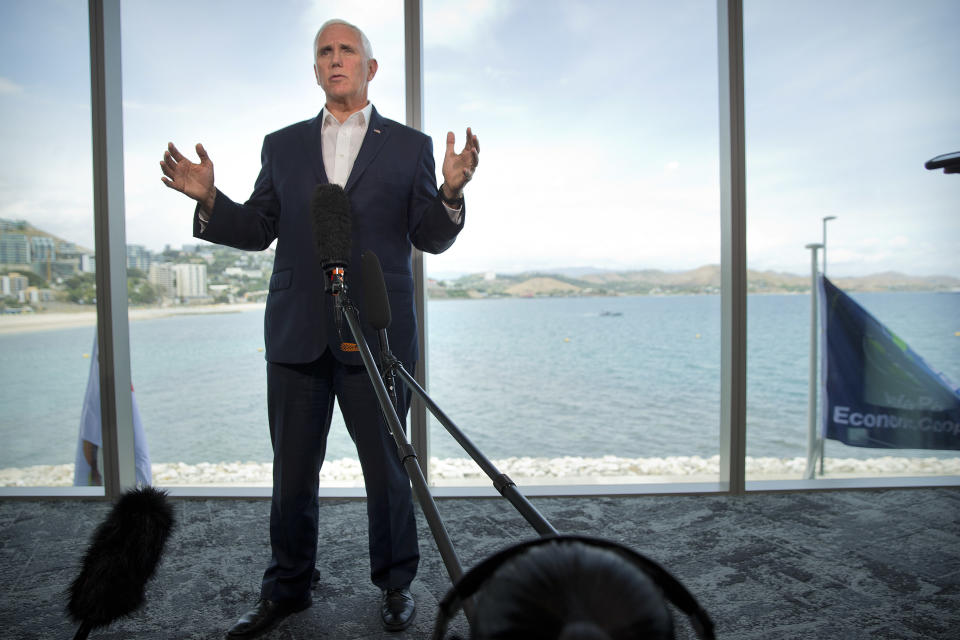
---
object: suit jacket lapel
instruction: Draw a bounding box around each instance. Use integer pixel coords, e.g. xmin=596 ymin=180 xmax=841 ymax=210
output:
xmin=344 ymin=106 xmax=389 ymax=193
xmin=308 ymin=111 xmax=328 ymax=185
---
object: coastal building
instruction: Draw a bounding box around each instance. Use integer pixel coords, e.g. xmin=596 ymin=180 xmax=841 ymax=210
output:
xmin=0 ymin=233 xmax=31 ymax=265
xmin=173 ymin=262 xmax=208 ymax=299
xmin=80 ymin=253 xmax=95 ymax=273
xmin=148 ymin=262 xmax=176 ymax=298
xmin=51 ymin=241 xmax=87 ymax=275
xmin=126 ymin=244 xmax=152 ymax=272
xmin=23 ymin=286 xmax=55 ymax=304
xmin=1 ymin=273 xmax=29 ymax=298
xmin=29 ymin=236 xmax=55 ymax=263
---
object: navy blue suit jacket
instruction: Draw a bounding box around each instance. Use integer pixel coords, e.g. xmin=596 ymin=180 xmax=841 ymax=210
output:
xmin=194 ymin=107 xmax=464 ymax=368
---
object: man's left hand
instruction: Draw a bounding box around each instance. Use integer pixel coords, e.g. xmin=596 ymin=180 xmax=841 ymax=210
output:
xmin=441 ymin=127 xmax=479 ymax=199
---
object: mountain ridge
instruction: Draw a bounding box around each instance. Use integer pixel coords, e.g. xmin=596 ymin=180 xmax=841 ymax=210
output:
xmin=428 ymin=264 xmax=960 ymax=298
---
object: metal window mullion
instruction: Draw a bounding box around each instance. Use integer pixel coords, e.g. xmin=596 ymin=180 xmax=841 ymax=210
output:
xmin=717 ymin=0 xmax=747 ymax=495
xmin=404 ymin=0 xmax=430 ymax=484
xmin=89 ymin=0 xmax=136 ymax=496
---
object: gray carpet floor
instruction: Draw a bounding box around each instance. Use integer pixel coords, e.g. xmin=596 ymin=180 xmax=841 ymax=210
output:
xmin=1 ymin=488 xmax=959 ymax=639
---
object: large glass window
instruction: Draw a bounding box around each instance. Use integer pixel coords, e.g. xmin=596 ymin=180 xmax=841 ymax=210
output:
xmin=6 ymin=0 xmax=954 ymax=496
xmin=114 ymin=1 xmax=404 ymax=487
xmin=743 ymin=0 xmax=960 ymax=482
xmin=422 ymin=0 xmax=722 ymax=487
xmin=0 ymin=2 xmax=99 ymax=490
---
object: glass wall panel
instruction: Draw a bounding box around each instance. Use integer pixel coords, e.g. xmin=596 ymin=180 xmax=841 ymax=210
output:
xmin=0 ymin=2 xmax=100 ymax=490
xmin=119 ymin=1 xmax=404 ymax=487
xmin=744 ymin=0 xmax=960 ymax=482
xmin=422 ymin=0 xmax=722 ymax=486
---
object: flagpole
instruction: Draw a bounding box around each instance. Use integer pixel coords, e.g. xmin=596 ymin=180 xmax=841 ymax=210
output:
xmin=804 ymin=243 xmax=823 ymax=479
xmin=819 ymin=216 xmax=836 ymax=475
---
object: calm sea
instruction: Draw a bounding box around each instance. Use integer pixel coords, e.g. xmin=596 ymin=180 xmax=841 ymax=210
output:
xmin=2 ymin=292 xmax=958 ymax=468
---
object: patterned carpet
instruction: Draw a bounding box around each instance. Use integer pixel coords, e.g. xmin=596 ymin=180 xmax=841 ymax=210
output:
xmin=1 ymin=488 xmax=958 ymax=639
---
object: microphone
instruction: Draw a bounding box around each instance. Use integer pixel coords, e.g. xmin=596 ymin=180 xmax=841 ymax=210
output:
xmin=310 ymin=183 xmax=352 ymax=296
xmin=311 ymin=183 xmax=356 ymax=351
xmin=361 ymin=250 xmax=392 ymax=331
xmin=361 ymin=250 xmax=399 ymax=412
xmin=68 ymin=486 xmax=175 ymax=640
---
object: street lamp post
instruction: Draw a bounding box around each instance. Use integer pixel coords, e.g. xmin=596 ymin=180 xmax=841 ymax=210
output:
xmin=822 ymin=215 xmax=837 ymax=275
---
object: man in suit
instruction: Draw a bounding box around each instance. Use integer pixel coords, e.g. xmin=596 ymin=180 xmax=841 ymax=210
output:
xmin=160 ymin=18 xmax=478 ymax=638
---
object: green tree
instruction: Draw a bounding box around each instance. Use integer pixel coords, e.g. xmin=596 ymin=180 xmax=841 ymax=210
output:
xmin=63 ymin=273 xmax=97 ymax=304
xmin=128 ymin=279 xmax=158 ymax=305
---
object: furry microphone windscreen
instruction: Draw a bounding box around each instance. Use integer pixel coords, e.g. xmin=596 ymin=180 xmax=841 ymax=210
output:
xmin=311 ymin=183 xmax=352 ymax=270
xmin=67 ymin=486 xmax=175 ymax=633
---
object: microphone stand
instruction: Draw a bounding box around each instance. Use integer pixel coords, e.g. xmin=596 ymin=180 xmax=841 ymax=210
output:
xmin=331 ymin=283 xmax=472 ymax=618
xmin=331 ymin=255 xmax=558 ymax=632
xmin=349 ymin=255 xmax=556 ymax=537
xmin=377 ymin=328 xmax=401 ymax=418
xmin=326 ymin=266 xmax=348 ymax=346
xmin=378 ymin=347 xmax=558 ymax=537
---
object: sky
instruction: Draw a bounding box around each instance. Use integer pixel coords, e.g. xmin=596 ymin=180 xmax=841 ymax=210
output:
xmin=0 ymin=0 xmax=958 ymax=278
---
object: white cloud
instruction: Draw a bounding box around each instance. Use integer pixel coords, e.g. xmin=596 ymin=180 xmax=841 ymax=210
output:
xmin=425 ymin=134 xmax=721 ymax=275
xmin=300 ymin=0 xmax=405 ymax=61
xmin=0 ymin=77 xmax=24 ymax=94
xmin=423 ymin=0 xmax=511 ymax=49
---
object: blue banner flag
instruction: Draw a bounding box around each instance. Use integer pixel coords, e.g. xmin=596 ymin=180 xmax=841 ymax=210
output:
xmin=819 ymin=276 xmax=960 ymax=450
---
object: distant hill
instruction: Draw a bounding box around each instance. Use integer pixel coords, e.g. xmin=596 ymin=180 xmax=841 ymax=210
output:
xmin=0 ymin=218 xmax=94 ymax=254
xmin=428 ymin=265 xmax=960 ymax=299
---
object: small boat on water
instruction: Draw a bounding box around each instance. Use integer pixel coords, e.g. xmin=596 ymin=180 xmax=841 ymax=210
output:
xmin=600 ymin=311 xmax=623 ymax=317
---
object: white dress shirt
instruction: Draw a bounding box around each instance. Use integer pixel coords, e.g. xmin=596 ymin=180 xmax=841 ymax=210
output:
xmin=322 ymin=103 xmax=461 ymax=222
xmin=321 ymin=103 xmax=372 ymax=187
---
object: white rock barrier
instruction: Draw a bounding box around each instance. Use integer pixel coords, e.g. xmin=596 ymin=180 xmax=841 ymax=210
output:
xmin=1 ymin=455 xmax=959 ymax=487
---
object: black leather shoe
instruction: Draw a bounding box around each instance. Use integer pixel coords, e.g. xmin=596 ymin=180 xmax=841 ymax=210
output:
xmin=226 ymin=598 xmax=309 ymax=639
xmin=381 ymin=587 xmax=416 ymax=631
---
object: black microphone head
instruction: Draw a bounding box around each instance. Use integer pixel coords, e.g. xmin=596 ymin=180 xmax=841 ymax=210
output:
xmin=311 ymin=183 xmax=352 ymax=270
xmin=68 ymin=486 xmax=175 ymax=629
xmin=362 ymin=250 xmax=392 ymax=330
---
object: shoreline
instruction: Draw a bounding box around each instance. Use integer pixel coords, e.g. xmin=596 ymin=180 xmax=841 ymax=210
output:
xmin=2 ymin=454 xmax=958 ymax=487
xmin=0 ymin=302 xmax=266 ymax=335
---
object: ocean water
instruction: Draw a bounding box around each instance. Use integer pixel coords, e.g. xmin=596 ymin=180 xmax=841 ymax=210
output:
xmin=1 ymin=292 xmax=958 ymax=468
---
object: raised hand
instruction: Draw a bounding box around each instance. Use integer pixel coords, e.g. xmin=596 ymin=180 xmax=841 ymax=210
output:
xmin=441 ymin=127 xmax=479 ymax=199
xmin=160 ymin=142 xmax=217 ymax=212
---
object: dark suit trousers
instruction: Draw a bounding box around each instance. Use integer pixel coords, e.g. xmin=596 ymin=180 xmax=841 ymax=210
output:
xmin=260 ymin=349 xmax=420 ymax=603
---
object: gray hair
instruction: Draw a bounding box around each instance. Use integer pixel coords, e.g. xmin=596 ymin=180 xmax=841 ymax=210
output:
xmin=313 ymin=19 xmax=373 ymax=61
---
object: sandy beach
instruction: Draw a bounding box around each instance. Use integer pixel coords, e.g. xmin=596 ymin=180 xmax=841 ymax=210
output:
xmin=0 ymin=302 xmax=266 ymax=335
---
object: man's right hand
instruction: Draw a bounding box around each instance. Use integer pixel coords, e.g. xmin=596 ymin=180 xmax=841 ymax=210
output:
xmin=160 ymin=142 xmax=217 ymax=213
